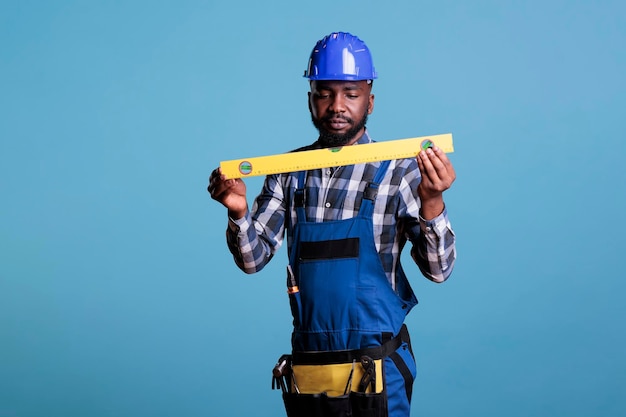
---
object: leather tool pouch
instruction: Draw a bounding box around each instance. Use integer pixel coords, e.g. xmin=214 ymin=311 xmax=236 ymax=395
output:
xmin=277 ymin=356 xmax=387 ymax=417
xmin=273 ymin=326 xmax=410 ymax=417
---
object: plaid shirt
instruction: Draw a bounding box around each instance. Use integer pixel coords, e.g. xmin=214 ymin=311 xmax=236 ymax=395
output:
xmin=226 ymin=131 xmax=456 ymax=287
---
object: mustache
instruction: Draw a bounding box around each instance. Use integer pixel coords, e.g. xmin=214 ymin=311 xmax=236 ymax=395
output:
xmin=321 ymin=114 xmax=353 ymax=123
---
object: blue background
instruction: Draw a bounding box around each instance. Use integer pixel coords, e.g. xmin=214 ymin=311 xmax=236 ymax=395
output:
xmin=1 ymin=1 xmax=625 ymax=416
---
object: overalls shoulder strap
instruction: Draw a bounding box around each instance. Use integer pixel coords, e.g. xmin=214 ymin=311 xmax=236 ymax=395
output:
xmin=359 ymin=160 xmax=391 ymax=218
xmin=294 ymin=170 xmax=307 ymax=223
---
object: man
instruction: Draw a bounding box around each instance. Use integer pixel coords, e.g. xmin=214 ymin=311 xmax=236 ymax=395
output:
xmin=208 ymin=32 xmax=456 ymax=417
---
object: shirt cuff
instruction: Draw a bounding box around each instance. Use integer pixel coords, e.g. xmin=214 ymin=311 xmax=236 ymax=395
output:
xmin=228 ymin=212 xmax=251 ymax=234
xmin=419 ymin=207 xmax=449 ymax=236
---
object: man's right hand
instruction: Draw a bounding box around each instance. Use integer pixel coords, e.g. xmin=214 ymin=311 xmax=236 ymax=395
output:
xmin=208 ymin=168 xmax=248 ymax=220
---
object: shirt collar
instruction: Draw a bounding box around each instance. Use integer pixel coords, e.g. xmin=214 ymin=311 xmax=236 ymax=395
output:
xmin=355 ymin=130 xmax=373 ymax=145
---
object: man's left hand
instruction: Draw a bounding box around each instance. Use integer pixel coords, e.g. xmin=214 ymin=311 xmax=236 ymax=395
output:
xmin=416 ymin=146 xmax=456 ymax=220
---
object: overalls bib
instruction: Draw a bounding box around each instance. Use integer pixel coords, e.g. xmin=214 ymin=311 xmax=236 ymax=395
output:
xmin=282 ymin=161 xmax=419 ymax=417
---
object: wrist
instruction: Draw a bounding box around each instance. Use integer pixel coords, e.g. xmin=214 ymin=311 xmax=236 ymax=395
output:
xmin=228 ymin=208 xmax=247 ymax=220
xmin=420 ymin=196 xmax=444 ymax=220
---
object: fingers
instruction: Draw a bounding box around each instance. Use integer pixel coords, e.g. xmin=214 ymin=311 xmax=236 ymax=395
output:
xmin=209 ymin=167 xmax=222 ymax=182
xmin=417 ymin=146 xmax=456 ymax=190
xmin=207 ymin=168 xmax=222 ymax=196
xmin=208 ymin=167 xmax=244 ymax=201
xmin=207 ymin=168 xmax=232 ymax=200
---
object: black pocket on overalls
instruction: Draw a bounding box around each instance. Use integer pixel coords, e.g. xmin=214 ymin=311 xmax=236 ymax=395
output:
xmin=350 ymin=391 xmax=386 ymax=417
xmin=283 ymin=392 xmax=351 ymax=417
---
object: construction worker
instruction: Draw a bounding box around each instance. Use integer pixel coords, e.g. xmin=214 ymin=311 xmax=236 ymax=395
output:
xmin=208 ymin=31 xmax=457 ymax=417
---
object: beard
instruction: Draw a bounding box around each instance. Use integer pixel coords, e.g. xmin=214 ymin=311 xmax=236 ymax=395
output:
xmin=311 ymin=110 xmax=369 ymax=148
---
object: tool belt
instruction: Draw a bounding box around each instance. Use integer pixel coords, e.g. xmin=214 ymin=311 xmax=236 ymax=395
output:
xmin=272 ymin=325 xmax=410 ymax=417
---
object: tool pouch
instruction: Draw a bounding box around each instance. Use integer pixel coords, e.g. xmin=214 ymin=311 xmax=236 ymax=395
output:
xmin=278 ymin=357 xmax=387 ymax=417
xmin=291 ymin=359 xmax=383 ymax=395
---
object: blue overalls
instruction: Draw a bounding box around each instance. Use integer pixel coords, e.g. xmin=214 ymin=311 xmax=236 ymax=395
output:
xmin=283 ymin=161 xmax=419 ymax=417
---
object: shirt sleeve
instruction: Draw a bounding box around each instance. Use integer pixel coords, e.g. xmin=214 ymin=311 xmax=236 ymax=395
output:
xmin=398 ymin=162 xmax=456 ymax=283
xmin=225 ymin=174 xmax=287 ymax=274
xmin=411 ymin=209 xmax=456 ymax=283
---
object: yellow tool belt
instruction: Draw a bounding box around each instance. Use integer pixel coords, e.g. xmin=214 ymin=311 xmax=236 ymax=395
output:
xmin=272 ymin=326 xmax=412 ymax=417
xmin=291 ymin=359 xmax=384 ymax=396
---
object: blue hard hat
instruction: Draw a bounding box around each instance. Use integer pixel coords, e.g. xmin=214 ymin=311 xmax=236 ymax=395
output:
xmin=304 ymin=32 xmax=377 ymax=81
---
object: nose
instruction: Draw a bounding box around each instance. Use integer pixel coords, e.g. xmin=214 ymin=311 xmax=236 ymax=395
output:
xmin=328 ymin=94 xmax=346 ymax=113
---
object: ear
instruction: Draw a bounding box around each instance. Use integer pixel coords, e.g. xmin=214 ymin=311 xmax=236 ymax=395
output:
xmin=368 ymin=94 xmax=375 ymax=115
xmin=308 ymin=91 xmax=312 ymax=113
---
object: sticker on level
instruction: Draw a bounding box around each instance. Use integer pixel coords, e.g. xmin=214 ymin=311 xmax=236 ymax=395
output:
xmin=220 ymin=133 xmax=454 ymax=179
